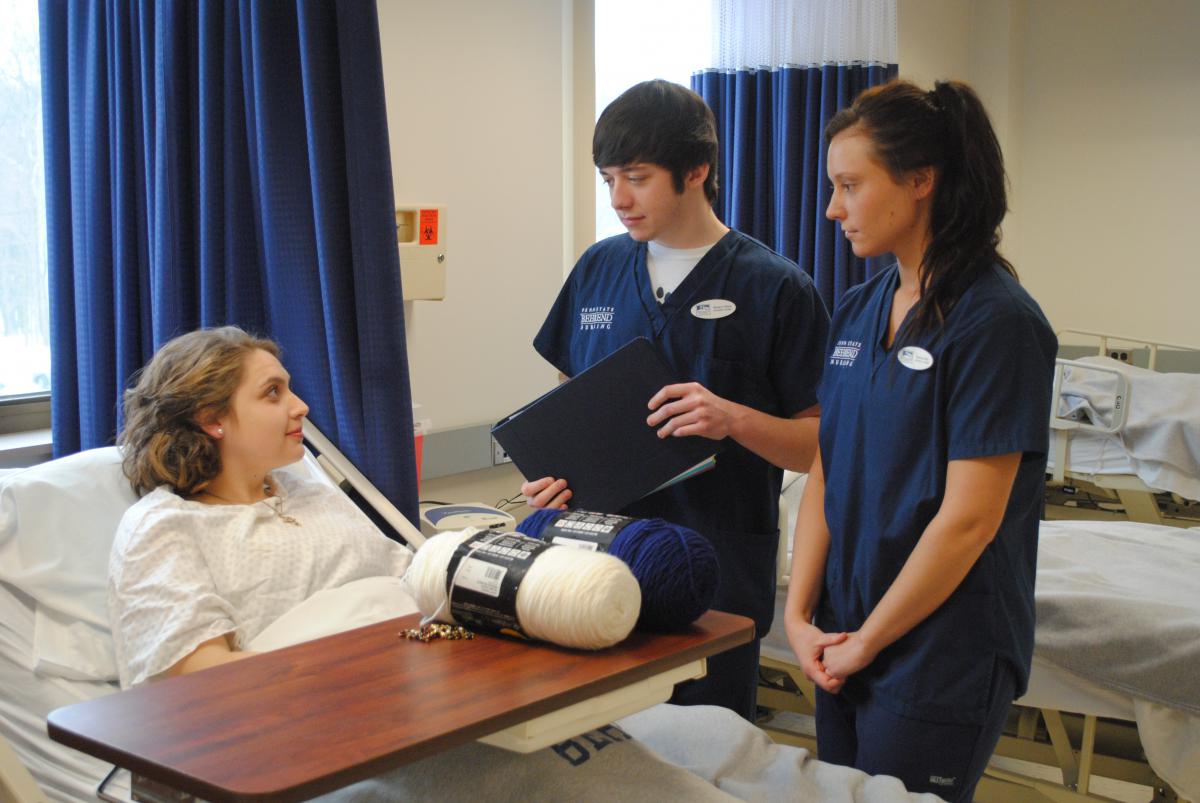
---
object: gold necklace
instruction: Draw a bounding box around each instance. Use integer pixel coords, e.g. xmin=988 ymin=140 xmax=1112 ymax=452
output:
xmin=200 ymin=482 xmax=300 ymax=526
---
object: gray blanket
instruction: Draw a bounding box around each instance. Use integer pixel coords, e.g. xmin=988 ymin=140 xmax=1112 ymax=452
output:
xmin=316 ymin=704 xmax=940 ymax=802
xmin=621 ymin=704 xmax=942 ymax=802
xmin=1035 ymin=520 xmax=1200 ymax=714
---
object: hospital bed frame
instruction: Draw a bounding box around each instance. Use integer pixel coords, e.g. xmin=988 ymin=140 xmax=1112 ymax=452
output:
xmin=1048 ymin=329 xmax=1200 ymax=525
xmin=0 ymin=431 xmax=431 ymax=803
xmin=0 ymin=460 xmax=52 ymax=803
xmin=0 ymin=733 xmax=46 ymax=803
xmin=0 ymin=433 xmax=421 ymax=803
xmin=755 ymin=655 xmax=1179 ymax=802
xmin=300 ymin=419 xmax=426 ymax=548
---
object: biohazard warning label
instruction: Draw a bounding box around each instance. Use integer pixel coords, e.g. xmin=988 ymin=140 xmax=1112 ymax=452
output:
xmin=419 ymin=208 xmax=439 ymax=245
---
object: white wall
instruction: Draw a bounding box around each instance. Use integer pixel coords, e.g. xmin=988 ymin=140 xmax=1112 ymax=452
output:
xmin=899 ymin=0 xmax=1200 ymax=345
xmin=378 ymin=1 xmax=571 ymax=432
xmin=896 ymin=0 xmax=970 ymax=87
xmin=1017 ymin=0 xmax=1200 ymax=344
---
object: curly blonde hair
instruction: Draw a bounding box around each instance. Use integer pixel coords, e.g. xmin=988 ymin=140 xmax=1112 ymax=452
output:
xmin=118 ymin=326 xmax=281 ymax=497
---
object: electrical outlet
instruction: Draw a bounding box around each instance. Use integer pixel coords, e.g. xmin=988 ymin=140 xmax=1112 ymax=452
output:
xmin=492 ymin=438 xmax=512 ymax=465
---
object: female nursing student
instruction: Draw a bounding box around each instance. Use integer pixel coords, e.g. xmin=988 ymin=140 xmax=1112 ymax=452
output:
xmin=784 ymin=80 xmax=1057 ymax=802
xmin=109 ymin=326 xmax=413 ymax=688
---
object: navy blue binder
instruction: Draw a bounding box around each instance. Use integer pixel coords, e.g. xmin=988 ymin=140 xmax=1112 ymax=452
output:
xmin=492 ymin=338 xmax=720 ymax=513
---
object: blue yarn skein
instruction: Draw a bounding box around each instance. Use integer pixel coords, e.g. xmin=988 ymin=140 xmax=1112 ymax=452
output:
xmin=518 ymin=509 xmax=719 ymax=632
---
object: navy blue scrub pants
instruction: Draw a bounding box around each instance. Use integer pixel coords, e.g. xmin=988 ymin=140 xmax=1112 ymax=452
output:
xmin=669 ymin=638 xmax=761 ymax=722
xmin=815 ymin=660 xmax=1016 ymax=802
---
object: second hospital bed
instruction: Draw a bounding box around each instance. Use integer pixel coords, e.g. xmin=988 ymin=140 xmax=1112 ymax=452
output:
xmin=1046 ymin=330 xmax=1200 ymax=525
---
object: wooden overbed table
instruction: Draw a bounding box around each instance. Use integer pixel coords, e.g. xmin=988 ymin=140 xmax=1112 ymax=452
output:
xmin=48 ymin=610 xmax=753 ymax=802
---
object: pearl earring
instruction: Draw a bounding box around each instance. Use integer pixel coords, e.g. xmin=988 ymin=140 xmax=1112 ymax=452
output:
xmin=217 ymin=427 xmax=224 ymax=436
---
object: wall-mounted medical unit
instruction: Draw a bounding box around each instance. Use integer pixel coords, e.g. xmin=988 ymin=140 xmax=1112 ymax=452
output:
xmin=396 ymin=204 xmax=446 ymax=300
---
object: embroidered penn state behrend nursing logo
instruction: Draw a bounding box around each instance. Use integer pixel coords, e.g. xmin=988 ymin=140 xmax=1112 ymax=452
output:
xmin=579 ymin=306 xmax=614 ymax=331
xmin=829 ymin=339 xmax=861 ymax=367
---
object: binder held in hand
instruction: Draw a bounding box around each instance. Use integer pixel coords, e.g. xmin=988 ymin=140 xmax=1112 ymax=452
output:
xmin=492 ymin=337 xmax=721 ymax=513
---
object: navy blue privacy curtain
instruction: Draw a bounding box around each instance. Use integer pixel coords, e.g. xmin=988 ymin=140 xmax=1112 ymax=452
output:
xmin=38 ymin=0 xmax=419 ymax=525
xmin=693 ymin=0 xmax=898 ymax=311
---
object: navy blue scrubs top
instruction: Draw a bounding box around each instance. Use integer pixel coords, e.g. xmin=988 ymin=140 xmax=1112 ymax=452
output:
xmin=534 ymin=230 xmax=830 ymax=634
xmin=817 ymin=263 xmax=1057 ymax=724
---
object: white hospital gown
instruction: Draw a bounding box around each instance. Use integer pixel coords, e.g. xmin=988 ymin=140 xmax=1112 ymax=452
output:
xmin=108 ymin=471 xmax=413 ymax=688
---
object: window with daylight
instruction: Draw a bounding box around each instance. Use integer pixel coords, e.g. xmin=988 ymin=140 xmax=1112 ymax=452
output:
xmin=0 ymin=0 xmax=50 ymax=401
xmin=593 ymin=0 xmax=711 ymax=242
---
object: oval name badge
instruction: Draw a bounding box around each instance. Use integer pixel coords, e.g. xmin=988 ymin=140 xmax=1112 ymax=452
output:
xmin=691 ymin=299 xmax=736 ymax=320
xmin=897 ymin=346 xmax=934 ymax=371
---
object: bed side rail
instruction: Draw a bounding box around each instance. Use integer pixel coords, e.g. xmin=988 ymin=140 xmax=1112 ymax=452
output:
xmin=1056 ymin=328 xmax=1200 ymax=371
xmin=775 ymin=471 xmax=806 ymax=587
xmin=302 ymin=420 xmax=426 ymax=548
xmin=1049 ymin=358 xmax=1131 ymax=483
xmin=0 ymin=733 xmax=48 ymax=803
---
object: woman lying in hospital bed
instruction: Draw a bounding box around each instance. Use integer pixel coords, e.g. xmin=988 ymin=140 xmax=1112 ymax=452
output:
xmin=0 ymin=326 xmax=938 ymax=802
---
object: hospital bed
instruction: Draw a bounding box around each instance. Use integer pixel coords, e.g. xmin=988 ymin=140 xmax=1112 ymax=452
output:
xmin=766 ymin=473 xmax=1200 ymax=802
xmin=1047 ymin=330 xmax=1200 ymax=525
xmin=2 ymin=433 xmax=691 ymax=802
xmin=2 ymin=437 xmax=941 ymax=803
xmin=0 ymin=438 xmax=366 ymax=802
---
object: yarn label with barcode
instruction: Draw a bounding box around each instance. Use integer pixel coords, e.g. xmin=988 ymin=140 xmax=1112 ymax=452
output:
xmin=446 ymin=533 xmax=554 ymax=639
xmin=543 ymin=510 xmax=637 ymax=553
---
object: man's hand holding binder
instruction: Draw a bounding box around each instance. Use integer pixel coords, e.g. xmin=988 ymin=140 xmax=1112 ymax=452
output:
xmin=646 ymin=381 xmax=741 ymax=441
xmin=492 ymin=338 xmax=723 ymax=514
xmin=522 ymin=476 xmax=573 ymax=511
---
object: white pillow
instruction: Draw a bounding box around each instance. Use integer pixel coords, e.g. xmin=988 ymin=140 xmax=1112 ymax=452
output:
xmin=0 ymin=447 xmax=136 ymax=631
xmin=280 ymin=449 xmax=338 ymax=489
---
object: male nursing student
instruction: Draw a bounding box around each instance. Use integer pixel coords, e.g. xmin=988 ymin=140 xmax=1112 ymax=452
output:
xmin=522 ymin=80 xmax=830 ymax=721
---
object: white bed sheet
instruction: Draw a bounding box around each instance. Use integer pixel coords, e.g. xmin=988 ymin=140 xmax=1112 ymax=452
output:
xmin=1046 ymin=429 xmax=1200 ymax=502
xmin=1017 ymin=655 xmax=1133 ymax=720
xmin=1045 ymin=430 xmax=1136 ymax=479
xmin=0 ymin=581 xmax=131 ymax=802
xmin=1051 ymin=357 xmax=1200 ymax=501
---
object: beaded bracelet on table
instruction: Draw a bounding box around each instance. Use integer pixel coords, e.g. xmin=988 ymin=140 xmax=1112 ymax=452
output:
xmin=400 ymin=623 xmax=475 ymax=642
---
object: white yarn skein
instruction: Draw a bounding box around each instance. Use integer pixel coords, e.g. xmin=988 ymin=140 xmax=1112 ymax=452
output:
xmin=402 ymin=528 xmax=642 ymax=650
